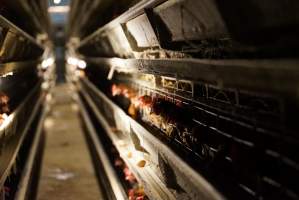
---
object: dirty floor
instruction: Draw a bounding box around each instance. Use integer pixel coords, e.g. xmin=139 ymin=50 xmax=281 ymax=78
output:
xmin=37 ymin=84 xmax=103 ymax=200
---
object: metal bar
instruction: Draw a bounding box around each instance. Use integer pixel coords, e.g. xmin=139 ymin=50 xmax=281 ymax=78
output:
xmin=0 ymin=60 xmax=40 ymax=76
xmin=86 ymin=57 xmax=299 ymax=95
xmin=75 ymin=94 xmax=127 ymax=200
xmin=0 ymin=15 xmax=44 ymax=50
xmin=0 ymin=82 xmax=42 ymax=187
xmin=14 ymin=104 xmax=47 ymax=200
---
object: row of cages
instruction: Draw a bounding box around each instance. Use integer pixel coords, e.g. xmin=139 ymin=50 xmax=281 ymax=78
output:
xmin=0 ymin=59 xmax=55 ymax=200
xmin=0 ymin=15 xmax=55 ymax=200
xmin=76 ymin=0 xmax=299 ymax=59
xmin=68 ymin=60 xmax=299 ymax=200
xmin=0 ymin=16 xmax=44 ymax=64
xmin=69 ymin=0 xmax=299 ymax=199
xmin=78 ymin=91 xmax=150 ymax=200
xmin=0 ymin=0 xmax=50 ymax=37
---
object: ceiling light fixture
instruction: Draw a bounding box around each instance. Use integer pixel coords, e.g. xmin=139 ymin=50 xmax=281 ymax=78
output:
xmin=53 ymin=0 xmax=62 ymax=5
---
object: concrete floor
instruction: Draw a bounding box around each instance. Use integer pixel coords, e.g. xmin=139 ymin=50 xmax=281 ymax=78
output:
xmin=37 ymin=84 xmax=103 ymax=200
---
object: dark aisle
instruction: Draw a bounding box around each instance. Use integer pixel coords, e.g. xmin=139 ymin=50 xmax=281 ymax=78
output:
xmin=37 ymin=84 xmax=103 ymax=200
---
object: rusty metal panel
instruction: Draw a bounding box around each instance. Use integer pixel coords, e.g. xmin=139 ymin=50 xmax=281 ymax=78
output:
xmin=154 ymin=0 xmax=228 ymax=42
xmin=126 ymin=14 xmax=160 ymax=48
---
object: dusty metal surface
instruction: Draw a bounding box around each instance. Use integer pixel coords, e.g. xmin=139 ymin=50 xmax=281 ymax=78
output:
xmin=37 ymin=84 xmax=103 ymax=200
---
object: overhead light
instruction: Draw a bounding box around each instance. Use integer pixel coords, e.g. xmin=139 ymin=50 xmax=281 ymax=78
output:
xmin=48 ymin=6 xmax=70 ymax=13
xmin=77 ymin=60 xmax=87 ymax=69
xmin=67 ymin=57 xmax=87 ymax=69
xmin=1 ymin=72 xmax=14 ymax=78
xmin=67 ymin=57 xmax=78 ymax=65
xmin=53 ymin=0 xmax=61 ymax=4
xmin=41 ymin=58 xmax=55 ymax=69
